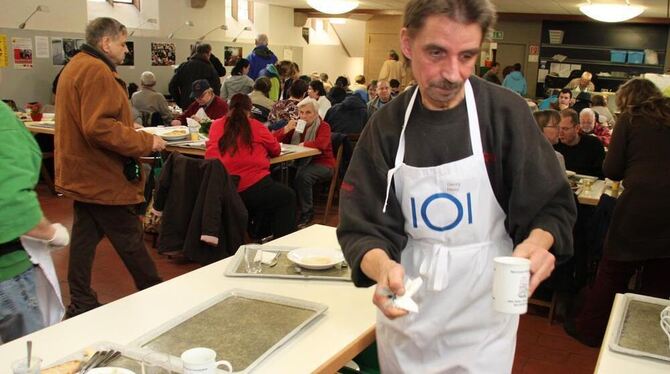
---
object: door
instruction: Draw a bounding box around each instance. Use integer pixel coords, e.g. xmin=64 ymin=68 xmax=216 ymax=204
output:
xmin=495 ymin=42 xmax=528 ymax=93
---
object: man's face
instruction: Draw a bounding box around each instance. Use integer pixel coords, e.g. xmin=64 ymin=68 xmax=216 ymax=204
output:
xmin=579 ymin=78 xmax=590 ymax=88
xmin=377 ymin=82 xmax=391 ymax=102
xmin=101 ymin=33 xmax=129 ymax=65
xmin=559 ymin=116 xmax=579 ymax=144
xmin=580 ymin=113 xmax=595 ymax=133
xmin=299 ymin=105 xmax=318 ymax=124
xmin=196 ymin=89 xmax=213 ymax=106
xmin=543 ymin=120 xmax=559 ymax=145
xmin=400 ymin=15 xmax=481 ymax=110
xmin=558 ymin=92 xmax=571 ymax=107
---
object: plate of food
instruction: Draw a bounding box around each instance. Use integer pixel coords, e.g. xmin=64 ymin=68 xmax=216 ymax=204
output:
xmin=287 ymin=248 xmax=345 ymax=270
xmin=159 ymin=126 xmax=189 ymax=141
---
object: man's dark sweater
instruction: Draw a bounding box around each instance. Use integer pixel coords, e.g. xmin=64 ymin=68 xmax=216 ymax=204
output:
xmin=554 ymin=135 xmax=605 ymax=178
xmin=337 ymin=77 xmax=577 ymax=287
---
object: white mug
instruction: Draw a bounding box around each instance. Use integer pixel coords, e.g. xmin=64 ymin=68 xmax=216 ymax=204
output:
xmin=181 ymin=347 xmax=232 ymax=374
xmin=295 ymin=119 xmax=307 ymax=134
xmin=492 ymin=256 xmax=530 ymax=314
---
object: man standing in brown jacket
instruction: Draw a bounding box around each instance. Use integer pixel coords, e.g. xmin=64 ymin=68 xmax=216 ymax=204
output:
xmin=55 ymin=17 xmax=167 ymax=318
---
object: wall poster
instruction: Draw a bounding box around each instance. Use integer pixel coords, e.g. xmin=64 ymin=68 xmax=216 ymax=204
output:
xmin=151 ymin=42 xmax=176 ymax=66
xmin=0 ymin=35 xmax=8 ymax=68
xmin=223 ymin=46 xmax=243 ymax=66
xmin=12 ymin=37 xmax=33 ymax=69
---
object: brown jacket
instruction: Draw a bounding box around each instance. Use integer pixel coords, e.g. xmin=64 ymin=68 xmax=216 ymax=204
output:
xmin=55 ymin=45 xmax=154 ymax=205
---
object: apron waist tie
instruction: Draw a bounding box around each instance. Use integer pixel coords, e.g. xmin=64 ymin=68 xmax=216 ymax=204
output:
xmin=383 ymin=165 xmax=401 ymax=213
xmin=419 ymin=243 xmax=450 ymax=291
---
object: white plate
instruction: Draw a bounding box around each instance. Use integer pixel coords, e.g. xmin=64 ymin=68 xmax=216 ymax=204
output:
xmin=88 ymin=368 xmax=136 ymax=374
xmin=287 ymin=248 xmax=345 ymax=270
xmin=565 ymin=170 xmax=576 ymax=178
xmin=137 ymin=126 xmax=189 ymax=140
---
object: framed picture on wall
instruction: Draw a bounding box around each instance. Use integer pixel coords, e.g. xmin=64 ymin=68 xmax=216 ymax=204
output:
xmin=224 ymin=46 xmax=243 ymax=66
xmin=151 ymin=42 xmax=176 ymax=66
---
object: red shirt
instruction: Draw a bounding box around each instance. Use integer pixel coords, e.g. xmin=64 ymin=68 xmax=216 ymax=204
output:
xmin=273 ymin=120 xmax=336 ymax=169
xmin=176 ymin=96 xmax=229 ymax=125
xmin=205 ymin=116 xmax=280 ymax=192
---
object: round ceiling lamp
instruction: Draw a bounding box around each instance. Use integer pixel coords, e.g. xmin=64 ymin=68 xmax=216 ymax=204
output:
xmin=578 ymin=2 xmax=645 ymax=23
xmin=307 ymin=0 xmax=359 ymax=15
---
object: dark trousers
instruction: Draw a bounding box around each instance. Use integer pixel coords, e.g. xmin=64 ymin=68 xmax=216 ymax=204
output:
xmin=294 ymin=164 xmax=332 ymax=216
xmin=67 ymin=201 xmax=162 ymax=316
xmin=573 ymin=255 xmax=670 ymax=344
xmin=240 ymin=176 xmax=296 ymax=238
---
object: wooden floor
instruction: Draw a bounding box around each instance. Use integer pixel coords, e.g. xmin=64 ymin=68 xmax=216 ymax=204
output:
xmin=37 ymin=185 xmax=600 ymax=373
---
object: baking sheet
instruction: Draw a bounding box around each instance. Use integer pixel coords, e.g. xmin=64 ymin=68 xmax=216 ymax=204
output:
xmin=131 ymin=289 xmax=327 ymax=373
xmin=609 ymin=293 xmax=670 ymax=362
xmin=224 ymin=245 xmax=351 ymax=281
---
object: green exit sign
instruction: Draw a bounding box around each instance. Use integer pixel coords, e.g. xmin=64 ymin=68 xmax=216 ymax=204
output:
xmin=491 ymin=30 xmax=504 ymax=40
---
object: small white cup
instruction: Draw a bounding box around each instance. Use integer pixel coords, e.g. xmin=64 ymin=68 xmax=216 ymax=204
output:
xmin=295 ymin=119 xmax=307 ymax=134
xmin=11 ymin=357 xmax=41 ymax=374
xmin=244 ymin=244 xmax=262 ymax=274
xmin=492 ymin=256 xmax=530 ymax=314
xmin=181 ymin=347 xmax=232 ymax=374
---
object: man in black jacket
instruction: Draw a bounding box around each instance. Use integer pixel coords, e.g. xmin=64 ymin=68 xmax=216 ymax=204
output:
xmin=169 ymin=43 xmax=221 ymax=110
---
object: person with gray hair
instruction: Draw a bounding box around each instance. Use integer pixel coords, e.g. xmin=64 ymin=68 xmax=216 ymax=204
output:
xmin=337 ymin=1 xmax=576 ymax=371
xmin=55 ymin=17 xmax=166 ymax=318
xmin=131 ymin=71 xmax=173 ymax=126
xmin=272 ymin=97 xmax=336 ymax=227
xmin=247 ymin=33 xmax=277 ymax=80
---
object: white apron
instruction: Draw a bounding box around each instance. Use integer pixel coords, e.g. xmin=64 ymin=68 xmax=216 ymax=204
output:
xmin=20 ymin=236 xmax=65 ymax=327
xmin=379 ymin=81 xmax=518 ymax=373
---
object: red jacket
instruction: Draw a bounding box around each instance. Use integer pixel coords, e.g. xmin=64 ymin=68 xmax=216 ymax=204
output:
xmin=176 ymin=96 xmax=229 ymax=125
xmin=205 ymin=116 xmax=280 ymax=192
xmin=273 ymin=120 xmax=336 ymax=169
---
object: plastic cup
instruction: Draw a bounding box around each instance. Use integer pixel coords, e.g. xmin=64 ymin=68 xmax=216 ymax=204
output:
xmin=296 ymin=119 xmax=307 ymax=134
xmin=12 ymin=357 xmax=41 ymax=374
xmin=244 ymin=244 xmax=262 ymax=274
xmin=492 ymin=256 xmax=530 ymax=314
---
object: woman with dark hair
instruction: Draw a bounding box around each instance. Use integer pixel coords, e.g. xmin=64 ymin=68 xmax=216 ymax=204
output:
xmin=248 ymin=77 xmax=275 ymax=122
xmin=205 ymin=94 xmax=296 ymax=238
xmin=307 ymin=80 xmax=331 ymax=118
xmin=569 ymin=78 xmax=670 ymax=346
xmin=334 ymin=76 xmax=351 ymax=93
xmin=327 ymin=86 xmax=347 ymax=106
xmin=222 ymin=58 xmax=254 ymax=101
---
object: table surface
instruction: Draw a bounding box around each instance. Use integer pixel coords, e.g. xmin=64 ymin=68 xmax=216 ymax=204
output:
xmin=23 ymin=123 xmax=321 ymax=166
xmin=0 ymin=225 xmax=376 ymax=374
xmin=595 ymin=293 xmax=670 ymax=373
xmin=577 ymin=179 xmax=621 ymax=206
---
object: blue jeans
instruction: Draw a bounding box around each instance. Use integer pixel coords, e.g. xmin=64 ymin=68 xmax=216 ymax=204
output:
xmin=0 ymin=267 xmax=44 ymax=342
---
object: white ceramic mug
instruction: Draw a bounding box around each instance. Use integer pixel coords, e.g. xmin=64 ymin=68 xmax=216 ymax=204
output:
xmin=244 ymin=244 xmax=263 ymax=274
xmin=181 ymin=347 xmax=232 ymax=374
xmin=492 ymin=256 xmax=530 ymax=314
xmin=295 ymin=119 xmax=307 ymax=134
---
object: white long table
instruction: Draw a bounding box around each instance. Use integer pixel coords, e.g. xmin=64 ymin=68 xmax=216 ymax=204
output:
xmin=0 ymin=225 xmax=376 ymax=373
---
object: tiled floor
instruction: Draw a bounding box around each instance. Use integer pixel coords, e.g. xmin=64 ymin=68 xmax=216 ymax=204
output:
xmin=37 ymin=185 xmax=600 ymax=373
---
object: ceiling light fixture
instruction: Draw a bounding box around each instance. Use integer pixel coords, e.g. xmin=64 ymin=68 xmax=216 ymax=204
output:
xmin=579 ymin=1 xmax=645 ymax=23
xmin=232 ymin=26 xmax=253 ymax=43
xmin=167 ymin=20 xmax=194 ymax=39
xmin=307 ymin=0 xmax=359 ymax=15
xmin=18 ymin=5 xmax=49 ymax=29
xmin=198 ymin=24 xmax=228 ymax=41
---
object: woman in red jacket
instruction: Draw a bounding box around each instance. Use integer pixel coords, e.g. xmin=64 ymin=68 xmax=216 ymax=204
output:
xmin=206 ymin=94 xmax=296 ymax=238
xmin=273 ymin=97 xmax=335 ymax=227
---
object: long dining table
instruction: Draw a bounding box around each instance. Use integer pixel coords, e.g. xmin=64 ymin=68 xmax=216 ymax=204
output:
xmin=0 ymin=224 xmax=377 ymax=373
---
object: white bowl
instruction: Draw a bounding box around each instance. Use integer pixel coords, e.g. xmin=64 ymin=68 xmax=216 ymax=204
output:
xmin=158 ymin=126 xmax=189 ymax=141
xmin=287 ymin=248 xmax=345 ymax=270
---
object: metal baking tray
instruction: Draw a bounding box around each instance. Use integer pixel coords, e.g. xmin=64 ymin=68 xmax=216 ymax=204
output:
xmin=43 ymin=341 xmax=175 ymax=373
xmin=224 ymin=245 xmax=351 ymax=281
xmin=131 ymin=289 xmax=328 ymax=373
xmin=609 ymin=293 xmax=670 ymax=362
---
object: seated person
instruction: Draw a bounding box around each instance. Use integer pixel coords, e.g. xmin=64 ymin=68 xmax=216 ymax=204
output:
xmin=307 ymin=80 xmax=331 ymax=119
xmin=350 ymin=75 xmax=368 ymax=102
xmin=325 ymin=91 xmax=368 ymax=134
xmin=549 ymin=88 xmax=572 ymax=111
xmin=172 ymin=80 xmax=228 ymax=126
xmin=368 ymin=80 xmax=393 ymax=117
xmin=591 ymin=94 xmax=615 ymax=127
xmin=267 ymin=79 xmax=307 ymax=130
xmin=554 ymin=108 xmax=605 ymax=177
xmin=566 ymin=71 xmax=595 ymax=95
xmin=248 ymin=77 xmax=276 ymax=123
xmin=579 ymin=108 xmax=611 ymax=146
xmin=273 ymin=98 xmax=336 ymax=227
xmin=532 ymin=109 xmax=565 ymax=170
xmin=205 ymin=94 xmax=296 ymax=238
xmin=572 ymin=91 xmax=592 ymax=115
xmin=389 ymin=78 xmax=401 ymax=97
xmin=327 ymin=86 xmax=347 ymax=106
xmin=131 ymin=71 xmax=173 ymax=126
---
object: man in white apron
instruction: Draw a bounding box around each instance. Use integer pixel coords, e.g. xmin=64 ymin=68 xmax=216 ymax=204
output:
xmin=337 ymin=1 xmax=576 ymax=372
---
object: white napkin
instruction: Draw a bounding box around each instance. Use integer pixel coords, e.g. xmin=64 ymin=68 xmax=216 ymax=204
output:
xmin=194 ymin=108 xmax=210 ymax=122
xmin=255 ymin=250 xmax=279 ymax=265
xmin=392 ymin=277 xmax=423 ymax=313
xmin=186 ymin=117 xmax=201 ymax=128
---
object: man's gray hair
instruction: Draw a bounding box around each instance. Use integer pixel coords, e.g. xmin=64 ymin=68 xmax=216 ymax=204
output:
xmin=297 ymin=97 xmax=319 ymax=113
xmin=580 ymin=107 xmax=595 ymax=121
xmin=403 ymin=0 xmax=497 ymax=39
xmin=256 ymin=34 xmax=269 ymax=46
xmin=85 ymin=17 xmax=127 ymax=47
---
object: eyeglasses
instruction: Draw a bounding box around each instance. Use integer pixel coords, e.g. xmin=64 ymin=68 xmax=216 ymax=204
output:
xmin=559 ymin=126 xmax=575 ymax=132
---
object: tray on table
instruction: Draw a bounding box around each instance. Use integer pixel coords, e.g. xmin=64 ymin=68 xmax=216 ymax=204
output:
xmin=609 ymin=293 xmax=670 ymax=362
xmin=224 ymin=245 xmax=352 ymax=281
xmin=131 ymin=289 xmax=328 ymax=373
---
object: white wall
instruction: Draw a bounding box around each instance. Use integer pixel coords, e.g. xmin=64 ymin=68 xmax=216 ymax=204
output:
xmin=302 ymin=19 xmax=367 ymax=80
xmin=0 ymin=0 xmax=88 ymax=33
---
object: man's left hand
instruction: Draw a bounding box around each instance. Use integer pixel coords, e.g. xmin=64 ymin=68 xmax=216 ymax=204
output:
xmin=512 ymin=228 xmax=555 ymax=295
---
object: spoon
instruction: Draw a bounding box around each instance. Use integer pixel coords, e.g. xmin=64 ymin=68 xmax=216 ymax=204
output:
xmin=27 ymin=340 xmax=32 ymax=369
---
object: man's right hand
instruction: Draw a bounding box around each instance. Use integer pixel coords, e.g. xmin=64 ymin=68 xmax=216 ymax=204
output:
xmin=361 ymin=248 xmax=408 ymax=320
xmin=152 ymin=136 xmax=167 ymax=151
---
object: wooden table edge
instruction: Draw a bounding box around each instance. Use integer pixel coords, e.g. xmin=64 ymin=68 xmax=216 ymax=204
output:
xmin=313 ymin=325 xmax=376 ymax=374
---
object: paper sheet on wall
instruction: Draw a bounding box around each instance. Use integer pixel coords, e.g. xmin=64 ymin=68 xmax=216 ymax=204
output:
xmin=570 ymin=64 xmax=582 ymax=73
xmin=549 ymin=62 xmax=571 ymax=77
xmin=0 ymin=35 xmax=8 ymax=68
xmin=283 ymin=48 xmax=293 ymax=61
xmin=35 ymin=36 xmax=49 ymax=58
xmin=12 ymin=37 xmax=33 ymax=69
xmin=537 ymin=69 xmax=549 ymax=83
xmin=528 ymin=55 xmax=538 ymax=63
